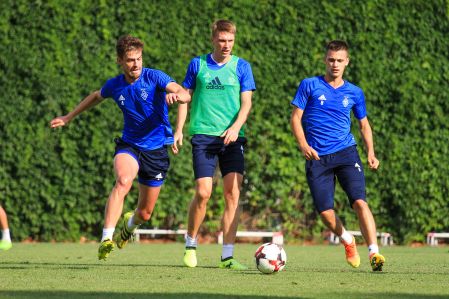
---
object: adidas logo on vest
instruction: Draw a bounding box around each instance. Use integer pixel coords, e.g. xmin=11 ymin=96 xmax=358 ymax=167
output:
xmin=206 ymin=76 xmax=224 ymax=90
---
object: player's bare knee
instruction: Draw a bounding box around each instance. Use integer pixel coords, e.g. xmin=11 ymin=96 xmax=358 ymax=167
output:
xmin=196 ymin=188 xmax=212 ymax=203
xmin=319 ymin=209 xmax=335 ymax=222
xmin=224 ymin=188 xmax=240 ymax=200
xmin=352 ymin=199 xmax=368 ymax=211
xmin=320 ymin=209 xmax=334 ymax=217
xmin=115 ymin=176 xmax=133 ymax=192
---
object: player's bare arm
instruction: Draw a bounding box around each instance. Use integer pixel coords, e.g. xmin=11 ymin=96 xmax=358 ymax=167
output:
xmin=171 ymin=89 xmax=192 ymax=154
xmin=165 ymin=82 xmax=191 ymax=105
xmin=221 ymin=90 xmax=252 ymax=145
xmin=290 ymin=107 xmax=320 ymax=161
xmin=50 ymin=90 xmax=103 ymax=128
xmin=358 ymin=117 xmax=379 ymax=170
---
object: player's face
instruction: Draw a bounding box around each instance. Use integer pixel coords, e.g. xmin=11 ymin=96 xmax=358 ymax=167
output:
xmin=212 ymin=31 xmax=235 ymax=60
xmin=118 ymin=48 xmax=143 ymax=83
xmin=324 ymin=50 xmax=349 ymax=80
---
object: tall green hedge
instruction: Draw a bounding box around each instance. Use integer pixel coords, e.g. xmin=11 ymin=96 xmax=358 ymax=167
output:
xmin=1 ymin=0 xmax=448 ymax=243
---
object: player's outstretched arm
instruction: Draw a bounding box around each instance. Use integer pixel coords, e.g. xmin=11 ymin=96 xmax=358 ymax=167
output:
xmin=290 ymin=107 xmax=320 ymax=161
xmin=358 ymin=117 xmax=379 ymax=170
xmin=50 ymin=90 xmax=103 ymax=128
xmin=165 ymin=82 xmax=191 ymax=105
xmin=221 ymin=90 xmax=253 ymax=145
xmin=171 ymin=89 xmax=192 ymax=155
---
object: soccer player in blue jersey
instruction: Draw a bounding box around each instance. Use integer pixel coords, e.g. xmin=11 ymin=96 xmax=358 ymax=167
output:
xmin=290 ymin=40 xmax=385 ymax=271
xmin=50 ymin=35 xmax=190 ymax=260
xmin=0 ymin=205 xmax=12 ymax=251
xmin=174 ymin=20 xmax=255 ymax=270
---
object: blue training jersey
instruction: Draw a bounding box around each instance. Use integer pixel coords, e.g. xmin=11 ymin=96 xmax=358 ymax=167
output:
xmin=182 ymin=54 xmax=256 ymax=92
xmin=291 ymin=76 xmax=367 ymax=156
xmin=100 ymin=68 xmax=175 ymax=151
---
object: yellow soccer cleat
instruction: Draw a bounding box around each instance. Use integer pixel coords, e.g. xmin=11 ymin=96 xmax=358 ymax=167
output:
xmin=115 ymin=212 xmax=136 ymax=249
xmin=98 ymin=239 xmax=114 ymax=261
xmin=218 ymin=257 xmax=248 ymax=270
xmin=183 ymin=248 xmax=198 ymax=268
xmin=0 ymin=240 xmax=12 ymax=251
xmin=370 ymin=252 xmax=385 ymax=272
xmin=342 ymin=236 xmax=360 ymax=268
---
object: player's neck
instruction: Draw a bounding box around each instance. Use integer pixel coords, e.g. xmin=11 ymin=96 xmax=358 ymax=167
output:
xmin=324 ymin=74 xmax=344 ymax=88
xmin=124 ymin=74 xmax=139 ymax=84
xmin=211 ymin=52 xmax=231 ymax=65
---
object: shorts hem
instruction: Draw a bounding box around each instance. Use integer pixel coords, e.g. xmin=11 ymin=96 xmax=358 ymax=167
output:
xmin=138 ymin=178 xmax=164 ymax=187
xmin=115 ymin=150 xmax=138 ymax=163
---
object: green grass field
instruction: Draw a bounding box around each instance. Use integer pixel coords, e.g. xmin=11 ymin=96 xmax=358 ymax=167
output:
xmin=0 ymin=243 xmax=448 ymax=299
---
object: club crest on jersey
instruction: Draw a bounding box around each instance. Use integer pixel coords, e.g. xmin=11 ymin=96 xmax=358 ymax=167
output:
xmin=141 ymin=89 xmax=148 ymax=101
xmin=318 ymin=95 xmax=327 ymax=105
xmin=342 ymin=96 xmax=349 ymax=107
xmin=119 ymin=95 xmax=125 ymax=106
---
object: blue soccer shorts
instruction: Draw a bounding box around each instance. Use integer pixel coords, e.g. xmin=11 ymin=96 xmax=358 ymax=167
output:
xmin=305 ymin=145 xmax=366 ymax=213
xmin=191 ymin=134 xmax=246 ymax=179
xmin=114 ymin=137 xmax=170 ymax=187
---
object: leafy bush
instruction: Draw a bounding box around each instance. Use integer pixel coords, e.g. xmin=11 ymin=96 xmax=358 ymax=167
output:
xmin=1 ymin=0 xmax=448 ymax=243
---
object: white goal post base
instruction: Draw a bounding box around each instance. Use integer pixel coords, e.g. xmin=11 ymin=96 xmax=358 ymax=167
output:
xmin=134 ymin=229 xmax=284 ymax=245
xmin=427 ymin=232 xmax=449 ymax=246
xmin=329 ymin=230 xmax=393 ymax=246
xmin=134 ymin=229 xmax=187 ymax=242
xmin=217 ymin=231 xmax=284 ymax=245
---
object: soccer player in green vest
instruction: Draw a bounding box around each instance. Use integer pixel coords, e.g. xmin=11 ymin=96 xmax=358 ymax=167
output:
xmin=174 ymin=20 xmax=256 ymax=269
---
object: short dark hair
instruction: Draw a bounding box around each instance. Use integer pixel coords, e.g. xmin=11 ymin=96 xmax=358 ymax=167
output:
xmin=116 ymin=35 xmax=144 ymax=59
xmin=326 ymin=40 xmax=349 ymax=52
xmin=211 ymin=20 xmax=236 ymax=38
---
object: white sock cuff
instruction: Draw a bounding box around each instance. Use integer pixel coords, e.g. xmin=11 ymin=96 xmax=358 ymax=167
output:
xmin=340 ymin=230 xmax=353 ymax=244
xmin=221 ymin=243 xmax=234 ymax=260
xmin=127 ymin=214 xmax=140 ymax=230
xmin=368 ymin=244 xmax=379 ymax=255
xmin=185 ymin=234 xmax=198 ymax=248
xmin=2 ymin=229 xmax=11 ymax=242
xmin=101 ymin=227 xmax=115 ymax=242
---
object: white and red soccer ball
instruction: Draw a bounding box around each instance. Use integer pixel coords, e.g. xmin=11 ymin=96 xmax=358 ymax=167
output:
xmin=254 ymin=243 xmax=287 ymax=274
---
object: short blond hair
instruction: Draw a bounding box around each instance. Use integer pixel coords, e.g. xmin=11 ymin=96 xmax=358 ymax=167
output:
xmin=211 ymin=20 xmax=236 ymax=38
xmin=326 ymin=40 xmax=349 ymax=53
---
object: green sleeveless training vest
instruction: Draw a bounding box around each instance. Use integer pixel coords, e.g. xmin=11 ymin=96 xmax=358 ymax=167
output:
xmin=189 ymin=55 xmax=244 ymax=136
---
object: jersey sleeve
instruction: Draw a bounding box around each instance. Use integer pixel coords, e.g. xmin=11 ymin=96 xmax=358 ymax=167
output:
xmin=150 ymin=70 xmax=175 ymax=91
xmin=291 ymin=80 xmax=311 ymax=110
xmin=352 ymin=89 xmax=367 ymax=119
xmin=237 ymin=59 xmax=256 ymax=92
xmin=100 ymin=78 xmax=114 ymax=98
xmin=182 ymin=57 xmax=200 ymax=90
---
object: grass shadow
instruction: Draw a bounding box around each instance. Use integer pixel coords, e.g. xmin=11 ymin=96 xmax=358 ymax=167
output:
xmin=0 ymin=291 xmax=303 ymax=299
xmin=1 ymin=291 xmax=449 ymax=299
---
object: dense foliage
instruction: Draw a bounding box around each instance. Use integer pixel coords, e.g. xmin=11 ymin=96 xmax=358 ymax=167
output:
xmin=1 ymin=0 xmax=448 ymax=243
